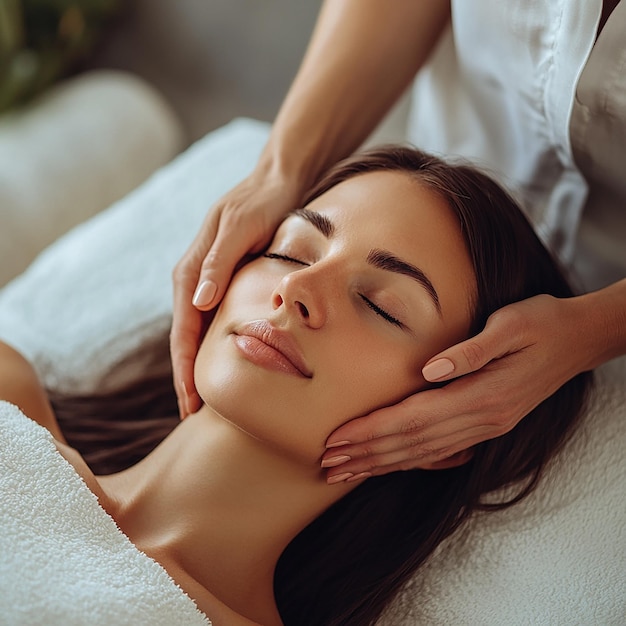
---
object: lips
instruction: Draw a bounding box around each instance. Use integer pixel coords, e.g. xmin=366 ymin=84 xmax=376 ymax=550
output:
xmin=233 ymin=320 xmax=313 ymax=378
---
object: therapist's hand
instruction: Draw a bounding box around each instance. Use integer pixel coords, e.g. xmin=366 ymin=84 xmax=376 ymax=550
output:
xmin=171 ymin=167 xmax=301 ymax=418
xmin=322 ymin=294 xmax=595 ymax=483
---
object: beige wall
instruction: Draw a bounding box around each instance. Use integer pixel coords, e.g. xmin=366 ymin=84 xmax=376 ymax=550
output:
xmin=91 ymin=0 xmax=322 ymax=143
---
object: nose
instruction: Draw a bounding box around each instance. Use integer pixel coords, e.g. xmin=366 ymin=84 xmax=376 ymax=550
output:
xmin=272 ymin=268 xmax=327 ymax=329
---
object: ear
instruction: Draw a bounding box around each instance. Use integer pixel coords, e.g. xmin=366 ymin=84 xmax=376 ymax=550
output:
xmin=420 ymin=448 xmax=474 ymax=470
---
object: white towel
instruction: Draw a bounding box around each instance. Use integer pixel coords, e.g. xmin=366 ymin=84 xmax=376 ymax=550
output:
xmin=0 ymin=401 xmax=210 ymax=626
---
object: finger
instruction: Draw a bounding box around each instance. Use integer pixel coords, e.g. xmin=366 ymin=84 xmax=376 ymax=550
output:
xmin=321 ymin=409 xmax=488 ymax=467
xmin=171 ymin=207 xmax=223 ymax=413
xmin=172 ymin=201 xmax=232 ymax=416
xmin=421 ymin=314 xmax=524 ymax=382
xmin=325 ymin=432 xmax=481 ymax=482
xmin=192 ymin=209 xmax=269 ymax=312
xmin=325 ymin=376 xmax=482 ymax=448
xmin=325 ymin=390 xmax=444 ymax=449
xmin=323 ymin=422 xmax=488 ymax=474
xmin=171 ymin=274 xmax=205 ymax=419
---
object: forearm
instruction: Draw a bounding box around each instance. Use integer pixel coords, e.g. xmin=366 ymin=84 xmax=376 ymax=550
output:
xmin=0 ymin=341 xmax=66 ymax=442
xmin=258 ymin=0 xmax=450 ymax=193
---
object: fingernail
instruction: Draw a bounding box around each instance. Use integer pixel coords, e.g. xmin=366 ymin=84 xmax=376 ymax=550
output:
xmin=193 ymin=280 xmax=217 ymax=307
xmin=346 ymin=472 xmax=372 ymax=483
xmin=325 ymin=440 xmax=351 ymax=449
xmin=422 ymin=358 xmax=455 ymax=381
xmin=327 ymin=472 xmax=354 ymax=485
xmin=321 ymin=455 xmax=351 ymax=468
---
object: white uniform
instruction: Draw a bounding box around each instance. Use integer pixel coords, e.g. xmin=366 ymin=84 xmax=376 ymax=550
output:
xmin=408 ymin=0 xmax=626 ymax=291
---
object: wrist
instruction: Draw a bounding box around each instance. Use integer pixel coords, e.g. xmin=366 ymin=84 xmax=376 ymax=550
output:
xmin=569 ymin=278 xmax=626 ymax=371
xmin=256 ymin=131 xmax=328 ymax=200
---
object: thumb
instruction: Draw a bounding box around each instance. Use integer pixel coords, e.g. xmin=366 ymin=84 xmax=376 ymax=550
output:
xmin=422 ymin=321 xmax=515 ymax=382
xmin=192 ymin=223 xmax=257 ymax=312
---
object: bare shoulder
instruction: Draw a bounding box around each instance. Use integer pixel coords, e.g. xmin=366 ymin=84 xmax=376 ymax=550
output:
xmin=0 ymin=341 xmax=65 ymax=442
xmin=53 ymin=439 xmax=118 ymax=512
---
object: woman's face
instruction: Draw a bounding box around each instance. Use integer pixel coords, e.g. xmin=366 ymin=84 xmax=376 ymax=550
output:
xmin=195 ymin=171 xmax=477 ymax=464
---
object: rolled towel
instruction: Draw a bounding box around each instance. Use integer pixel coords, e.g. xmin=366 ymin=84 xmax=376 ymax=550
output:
xmin=0 ymin=69 xmax=185 ymax=286
xmin=0 ymin=117 xmax=269 ymax=394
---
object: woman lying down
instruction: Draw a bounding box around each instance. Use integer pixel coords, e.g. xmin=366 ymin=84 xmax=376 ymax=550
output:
xmin=0 ymin=147 xmax=591 ymax=626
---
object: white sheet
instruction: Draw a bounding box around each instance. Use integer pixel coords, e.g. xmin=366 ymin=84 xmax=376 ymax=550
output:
xmin=380 ymin=357 xmax=626 ymax=625
xmin=0 ymin=118 xmax=624 ymax=624
xmin=0 ymin=401 xmax=210 ymax=626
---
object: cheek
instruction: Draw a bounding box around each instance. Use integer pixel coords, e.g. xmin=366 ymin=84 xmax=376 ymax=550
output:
xmin=308 ymin=335 xmax=428 ymax=433
xmin=223 ymin=262 xmax=275 ymax=310
xmin=198 ymin=262 xmax=278 ymax=350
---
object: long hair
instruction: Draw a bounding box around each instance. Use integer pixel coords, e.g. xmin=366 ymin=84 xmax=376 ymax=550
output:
xmin=272 ymin=147 xmax=592 ymax=625
xmin=52 ymin=147 xmax=592 ymax=626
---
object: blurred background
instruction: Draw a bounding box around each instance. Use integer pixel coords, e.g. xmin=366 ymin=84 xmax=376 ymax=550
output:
xmin=0 ymin=0 xmax=407 ymax=285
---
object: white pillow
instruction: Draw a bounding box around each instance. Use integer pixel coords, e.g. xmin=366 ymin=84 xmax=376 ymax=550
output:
xmin=0 ymin=70 xmax=184 ymax=287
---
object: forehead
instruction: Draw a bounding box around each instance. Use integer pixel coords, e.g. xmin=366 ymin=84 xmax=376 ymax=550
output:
xmin=305 ymin=170 xmax=463 ymax=255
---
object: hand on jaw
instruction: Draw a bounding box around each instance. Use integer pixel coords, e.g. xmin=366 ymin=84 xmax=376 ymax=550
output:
xmin=322 ymin=288 xmax=625 ymax=482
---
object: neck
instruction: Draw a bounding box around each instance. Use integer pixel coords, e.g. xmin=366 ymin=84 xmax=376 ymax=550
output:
xmin=102 ymin=405 xmax=353 ymax=623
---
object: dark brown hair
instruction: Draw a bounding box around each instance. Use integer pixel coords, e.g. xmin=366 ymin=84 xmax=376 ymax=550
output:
xmin=272 ymin=147 xmax=592 ymax=625
xmin=52 ymin=146 xmax=592 ymax=626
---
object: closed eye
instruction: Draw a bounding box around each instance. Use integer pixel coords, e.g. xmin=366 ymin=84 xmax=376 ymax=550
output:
xmin=359 ymin=295 xmax=402 ymax=327
xmin=263 ymin=252 xmax=309 ymax=266
xmin=265 ymin=252 xmax=403 ymax=328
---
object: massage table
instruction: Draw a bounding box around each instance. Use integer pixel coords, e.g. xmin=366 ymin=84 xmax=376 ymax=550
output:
xmin=0 ymin=118 xmax=624 ymax=625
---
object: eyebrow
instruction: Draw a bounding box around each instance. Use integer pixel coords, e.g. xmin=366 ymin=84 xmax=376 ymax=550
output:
xmin=367 ymin=249 xmax=441 ymax=315
xmin=294 ymin=208 xmax=335 ymax=237
xmin=293 ymin=208 xmax=442 ymax=315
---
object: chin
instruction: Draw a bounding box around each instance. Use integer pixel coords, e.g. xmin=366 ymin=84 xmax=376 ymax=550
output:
xmin=195 ymin=360 xmax=308 ymax=460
